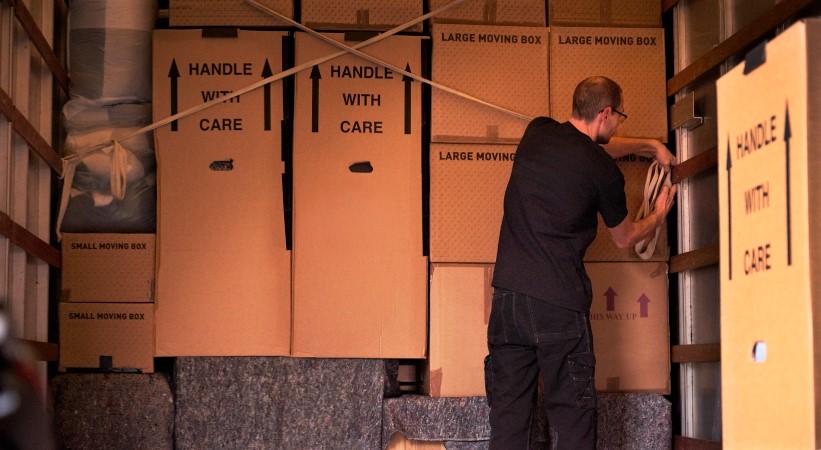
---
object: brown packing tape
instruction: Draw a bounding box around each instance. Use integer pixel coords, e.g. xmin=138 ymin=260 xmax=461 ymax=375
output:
xmin=429 ymin=368 xmax=443 ymax=397
xmin=483 ymin=0 xmax=497 ymax=23
xmin=599 ymin=0 xmax=613 ymax=25
xmin=483 ymin=266 xmax=494 ymax=325
xmin=606 ymin=376 xmax=620 ymax=391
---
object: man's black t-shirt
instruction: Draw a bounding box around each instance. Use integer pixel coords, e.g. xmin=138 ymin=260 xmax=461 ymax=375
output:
xmin=492 ymin=117 xmax=628 ymax=312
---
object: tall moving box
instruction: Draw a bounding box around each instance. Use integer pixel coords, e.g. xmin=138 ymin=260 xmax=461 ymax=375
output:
xmin=152 ymin=30 xmax=291 ymax=356
xmin=291 ymin=33 xmax=427 ymax=358
xmin=718 ymin=19 xmax=821 ymax=447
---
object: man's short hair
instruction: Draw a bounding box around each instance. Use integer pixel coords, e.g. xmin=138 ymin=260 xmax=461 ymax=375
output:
xmin=571 ymin=76 xmax=623 ymax=122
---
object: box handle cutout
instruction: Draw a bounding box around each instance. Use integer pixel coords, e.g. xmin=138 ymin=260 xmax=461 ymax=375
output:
xmin=752 ymin=341 xmax=767 ymax=363
xmin=349 ymin=161 xmax=373 ymax=173
xmin=209 ymin=159 xmax=234 ymax=171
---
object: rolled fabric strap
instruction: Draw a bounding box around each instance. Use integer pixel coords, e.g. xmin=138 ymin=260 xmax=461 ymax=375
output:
xmin=634 ymin=161 xmax=671 ymax=260
xmin=56 ymin=140 xmax=114 ymax=240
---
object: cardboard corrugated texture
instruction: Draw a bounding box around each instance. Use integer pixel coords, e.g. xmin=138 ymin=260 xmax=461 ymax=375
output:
xmin=429 ymin=0 xmax=545 ymax=26
xmin=291 ymin=32 xmax=427 ymax=358
xmin=584 ymin=156 xmax=669 ymax=262
xmin=169 ymin=0 xmax=293 ymax=27
xmin=301 ymin=0 xmax=423 ymax=31
xmin=717 ymin=19 xmax=821 ymax=448
xmin=59 ymin=303 xmax=154 ymax=373
xmin=429 ymin=143 xmax=514 ymax=263
xmin=549 ymin=27 xmax=667 ymax=142
xmin=151 ymin=29 xmax=291 ymax=356
xmin=548 ymin=0 xmax=661 ymax=28
xmin=431 ymin=23 xmax=546 ymax=143
xmin=61 ymin=233 xmax=155 ymax=303
xmin=424 ymin=263 xmax=493 ymax=397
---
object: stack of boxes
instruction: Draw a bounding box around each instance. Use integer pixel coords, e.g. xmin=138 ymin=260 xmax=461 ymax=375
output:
xmin=425 ymin=0 xmax=671 ymax=397
xmin=58 ymin=0 xmax=670 ymax=395
xmin=59 ymin=234 xmax=155 ymax=372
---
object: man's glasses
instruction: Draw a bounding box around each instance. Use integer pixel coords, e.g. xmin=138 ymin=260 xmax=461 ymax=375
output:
xmin=612 ymin=108 xmax=628 ymax=122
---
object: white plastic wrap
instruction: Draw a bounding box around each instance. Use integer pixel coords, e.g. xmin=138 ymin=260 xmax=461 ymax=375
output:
xmin=68 ymin=0 xmax=157 ymax=105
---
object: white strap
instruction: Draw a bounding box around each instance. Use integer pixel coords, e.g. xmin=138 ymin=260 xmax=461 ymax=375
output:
xmin=55 ymin=0 xmax=473 ymax=240
xmin=246 ymin=0 xmax=533 ymax=122
xmin=633 ymin=161 xmax=670 ymax=260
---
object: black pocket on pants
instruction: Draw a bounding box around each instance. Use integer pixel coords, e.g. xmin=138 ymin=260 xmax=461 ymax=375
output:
xmin=484 ymin=354 xmax=493 ymax=406
xmin=567 ymin=351 xmax=595 ymax=409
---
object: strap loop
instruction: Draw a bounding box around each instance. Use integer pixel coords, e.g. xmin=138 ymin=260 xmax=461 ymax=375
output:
xmin=634 ymin=161 xmax=670 ymax=260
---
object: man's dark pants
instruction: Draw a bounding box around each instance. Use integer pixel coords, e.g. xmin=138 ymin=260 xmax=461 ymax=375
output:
xmin=486 ymin=288 xmax=596 ymax=449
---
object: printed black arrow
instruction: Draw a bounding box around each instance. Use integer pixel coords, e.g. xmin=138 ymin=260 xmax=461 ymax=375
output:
xmin=310 ymin=65 xmax=321 ymax=133
xmin=726 ymin=137 xmax=732 ymax=280
xmin=637 ymin=294 xmax=650 ymax=318
xmin=168 ymin=59 xmax=180 ymax=131
xmin=403 ymin=64 xmax=414 ymax=135
xmin=784 ymin=101 xmax=792 ymax=266
xmin=262 ymin=59 xmax=273 ymax=131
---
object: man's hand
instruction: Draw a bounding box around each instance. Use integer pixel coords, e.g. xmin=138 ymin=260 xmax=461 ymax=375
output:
xmin=650 ymin=140 xmax=676 ymax=172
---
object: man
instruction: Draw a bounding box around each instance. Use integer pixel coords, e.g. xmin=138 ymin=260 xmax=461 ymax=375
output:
xmin=487 ymin=76 xmax=677 ymax=449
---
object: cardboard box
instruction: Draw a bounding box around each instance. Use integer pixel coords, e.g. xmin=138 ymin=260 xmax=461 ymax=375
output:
xmin=291 ymin=32 xmax=427 ymax=358
xmin=59 ymin=302 xmax=154 ymax=373
xmin=152 ymin=29 xmax=291 ymax=356
xmin=424 ymin=262 xmax=668 ymax=395
xmin=429 ymin=143 xmax=514 ymax=263
xmin=424 ymin=263 xmax=493 ymax=397
xmin=584 ymin=155 xmax=670 ymax=262
xmin=717 ymin=19 xmax=821 ymax=448
xmin=169 ymin=0 xmax=293 ymax=27
xmin=549 ymin=27 xmax=667 ymax=142
xmin=301 ymin=0 xmax=423 ymax=31
xmin=429 ymin=0 xmax=545 ymax=26
xmin=61 ymin=233 xmax=155 ymax=302
xmin=386 ymin=433 xmax=445 ymax=450
xmin=431 ymin=24 xmax=547 ymax=143
xmin=587 ymin=262 xmax=670 ymax=393
xmin=547 ymin=0 xmax=661 ymax=28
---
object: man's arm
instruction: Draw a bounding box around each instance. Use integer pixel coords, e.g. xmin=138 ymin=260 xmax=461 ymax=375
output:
xmin=607 ymin=184 xmax=677 ymax=248
xmin=602 ymin=136 xmax=676 ymax=170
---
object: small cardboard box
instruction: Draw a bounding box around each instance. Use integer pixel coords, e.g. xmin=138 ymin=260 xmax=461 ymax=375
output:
xmin=424 ymin=263 xmax=493 ymax=397
xmin=431 ymin=23 xmax=547 ymax=143
xmin=429 ymin=143 xmax=514 ymax=263
xmin=717 ymin=19 xmax=821 ymax=448
xmin=587 ymin=262 xmax=670 ymax=393
xmin=291 ymin=32 xmax=427 ymax=358
xmin=549 ymin=27 xmax=667 ymax=142
xmin=584 ymin=155 xmax=669 ymax=262
xmin=152 ymin=29 xmax=291 ymax=356
xmin=429 ymin=0 xmax=545 ymax=26
xmin=59 ymin=302 xmax=154 ymax=373
xmin=169 ymin=0 xmax=293 ymax=27
xmin=61 ymin=233 xmax=155 ymax=302
xmin=301 ymin=0 xmax=423 ymax=31
xmin=548 ymin=0 xmax=661 ymax=28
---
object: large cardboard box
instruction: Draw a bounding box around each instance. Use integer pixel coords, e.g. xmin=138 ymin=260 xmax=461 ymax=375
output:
xmin=59 ymin=302 xmax=154 ymax=373
xmin=424 ymin=262 xmax=668 ymax=396
xmin=152 ymin=29 xmax=291 ymax=356
xmin=717 ymin=19 xmax=821 ymax=447
xmin=291 ymin=32 xmax=427 ymax=358
xmin=61 ymin=233 xmax=155 ymax=302
xmin=584 ymin=156 xmax=669 ymax=262
xmin=429 ymin=0 xmax=545 ymax=26
xmin=549 ymin=27 xmax=667 ymax=141
xmin=431 ymin=24 xmax=547 ymax=143
xmin=429 ymin=143 xmax=513 ymax=263
xmin=547 ymin=0 xmax=661 ymax=28
xmin=169 ymin=0 xmax=293 ymax=27
xmin=424 ymin=263 xmax=493 ymax=397
xmin=587 ymin=262 xmax=670 ymax=393
xmin=301 ymin=0 xmax=423 ymax=31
